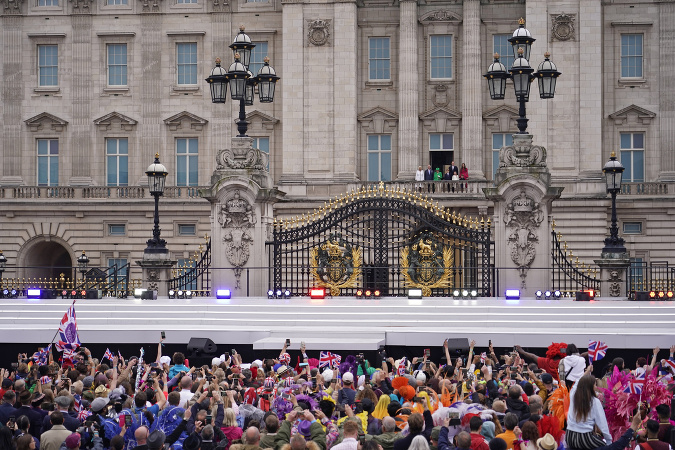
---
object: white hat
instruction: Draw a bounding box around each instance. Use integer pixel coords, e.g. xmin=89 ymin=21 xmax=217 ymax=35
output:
xmin=211 ymin=357 xmax=222 ymax=366
xmin=252 ymin=359 xmax=263 ymax=368
xmin=322 ymin=369 xmax=334 ymax=382
xmin=159 ymin=356 xmax=171 ymax=366
xmin=414 ymin=370 xmax=427 ymax=383
xmin=358 ymin=375 xmax=366 ymax=387
xmin=342 ymin=372 xmax=354 ymax=383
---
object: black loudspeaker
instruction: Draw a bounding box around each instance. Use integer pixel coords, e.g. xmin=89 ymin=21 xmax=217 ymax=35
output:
xmin=187 ymin=337 xmax=217 ymax=355
xmin=575 ymin=291 xmax=591 ymax=301
xmin=634 ymin=291 xmax=650 ymax=301
xmin=445 ymin=338 xmax=470 ymax=354
xmin=40 ymin=289 xmax=57 ymax=299
xmin=140 ymin=290 xmax=157 ymax=300
xmin=85 ymin=290 xmax=101 ymax=299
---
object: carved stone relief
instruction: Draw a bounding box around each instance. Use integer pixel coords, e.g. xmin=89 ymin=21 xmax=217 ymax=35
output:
xmin=218 ymin=190 xmax=257 ymax=289
xmin=2 ymin=0 xmax=23 ymax=14
xmin=504 ymin=190 xmax=544 ymax=289
xmin=499 ymin=136 xmax=547 ymax=168
xmin=307 ymin=19 xmax=331 ymax=47
xmin=551 ymin=13 xmax=575 ymax=42
xmin=608 ymin=270 xmax=622 ymax=297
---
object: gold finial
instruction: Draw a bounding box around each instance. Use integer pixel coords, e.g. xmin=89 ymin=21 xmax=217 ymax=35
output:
xmin=264 ymin=56 xmax=270 ymax=64
xmin=551 ymin=219 xmax=556 ymax=230
xmin=215 ymin=57 xmax=222 ymax=65
xmin=239 ymin=24 xmax=245 ymax=31
xmin=610 ymin=151 xmax=616 ymax=158
xmin=494 ymin=52 xmax=500 ymax=59
xmin=544 ymin=51 xmax=551 ymax=59
xmin=518 ymin=17 xmax=525 ymax=26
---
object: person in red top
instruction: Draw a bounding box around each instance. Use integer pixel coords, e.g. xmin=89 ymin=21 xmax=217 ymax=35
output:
xmin=515 ymin=344 xmax=566 ymax=381
xmin=469 ymin=416 xmax=490 ymax=450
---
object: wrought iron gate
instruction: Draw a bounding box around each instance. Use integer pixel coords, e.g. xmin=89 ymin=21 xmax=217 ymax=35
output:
xmin=267 ymin=183 xmax=494 ymax=296
xmin=550 ymin=221 xmax=600 ymax=294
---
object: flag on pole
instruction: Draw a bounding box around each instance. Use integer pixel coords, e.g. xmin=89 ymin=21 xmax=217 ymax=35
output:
xmin=55 ymin=303 xmax=81 ymax=352
xmin=397 ymin=357 xmax=407 ymax=376
xmin=623 ymin=372 xmax=645 ymax=395
xmin=588 ymin=340 xmax=609 ymax=363
xmin=319 ymin=351 xmax=340 ymax=369
xmin=32 ymin=344 xmax=52 ymax=366
xmin=62 ymin=347 xmax=77 ymax=365
xmin=102 ymin=348 xmax=114 ymax=362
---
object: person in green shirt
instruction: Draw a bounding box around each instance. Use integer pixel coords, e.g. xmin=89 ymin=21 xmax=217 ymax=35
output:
xmin=433 ymin=168 xmax=443 ymax=181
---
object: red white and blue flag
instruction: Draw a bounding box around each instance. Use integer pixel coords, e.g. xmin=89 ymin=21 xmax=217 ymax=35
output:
xmin=77 ymin=409 xmax=91 ymax=422
xmin=55 ymin=303 xmax=81 ymax=352
xmin=62 ymin=347 xmax=77 ymax=365
xmin=319 ymin=351 xmax=341 ymax=369
xmin=624 ymin=372 xmax=645 ymax=395
xmin=663 ymin=359 xmax=675 ymax=373
xmin=588 ymin=340 xmax=608 ymax=363
xmin=32 ymin=344 xmax=52 ymax=366
xmin=480 ymin=352 xmax=487 ymax=364
xmin=397 ymin=357 xmax=407 ymax=376
xmin=73 ymin=394 xmax=82 ymax=412
xmin=102 ymin=348 xmax=114 ymax=362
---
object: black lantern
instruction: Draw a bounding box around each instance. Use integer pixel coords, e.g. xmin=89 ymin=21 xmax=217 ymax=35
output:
xmin=229 ymin=25 xmax=256 ymax=69
xmin=510 ymin=47 xmax=534 ymax=102
xmin=602 ymin=152 xmax=626 ymax=254
xmin=206 ymin=58 xmax=228 ymax=103
xmin=245 ymin=71 xmax=256 ymax=106
xmin=226 ymin=54 xmax=249 ymax=101
xmin=0 ymin=251 xmax=7 ymax=281
xmin=144 ymin=153 xmax=169 ymax=254
xmin=536 ymin=52 xmax=561 ymax=99
xmin=257 ymin=57 xmax=280 ymax=103
xmin=77 ymin=251 xmax=89 ymax=275
xmin=484 ymin=53 xmax=509 ymax=100
xmin=508 ymin=18 xmax=535 ymax=62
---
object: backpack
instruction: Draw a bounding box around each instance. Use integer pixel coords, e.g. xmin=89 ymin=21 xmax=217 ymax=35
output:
xmin=152 ymin=404 xmax=188 ymax=447
xmin=97 ymin=416 xmax=121 ymax=443
xmin=122 ymin=407 xmax=153 ymax=449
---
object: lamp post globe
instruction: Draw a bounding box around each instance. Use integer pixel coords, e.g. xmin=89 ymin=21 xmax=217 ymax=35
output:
xmin=206 ymin=58 xmax=228 ymax=104
xmin=256 ymin=57 xmax=280 ymax=103
xmin=145 ymin=153 xmax=169 ymax=254
xmin=536 ymin=52 xmax=561 ymax=99
xmin=602 ymin=152 xmax=626 ymax=254
xmin=484 ymin=53 xmax=509 ymax=101
xmin=229 ymin=25 xmax=255 ymax=69
xmin=77 ymin=250 xmax=89 ymax=275
xmin=508 ymin=18 xmax=535 ymax=62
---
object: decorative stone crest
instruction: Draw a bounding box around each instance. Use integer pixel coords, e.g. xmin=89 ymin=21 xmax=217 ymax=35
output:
xmin=139 ymin=0 xmax=162 ymax=12
xmin=218 ymin=190 xmax=256 ymax=289
xmin=69 ymin=0 xmax=94 ymax=12
xmin=309 ymin=234 xmax=361 ymax=296
xmin=147 ymin=269 xmax=159 ymax=290
xmin=551 ymin=12 xmax=575 ymax=42
xmin=307 ymin=19 xmax=331 ymax=47
xmin=432 ymin=84 xmax=449 ymax=108
xmin=504 ymin=190 xmax=544 ymax=289
xmin=400 ymin=232 xmax=453 ymax=297
xmin=608 ymin=270 xmax=621 ymax=297
xmin=2 ymin=0 xmax=23 ymax=14
xmin=216 ymin=146 xmax=267 ymax=171
xmin=499 ymin=134 xmax=547 ymax=168
xmin=212 ymin=0 xmax=228 ymax=12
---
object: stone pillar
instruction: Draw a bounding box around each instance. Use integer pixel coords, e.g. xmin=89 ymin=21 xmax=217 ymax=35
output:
xmin=461 ymin=0 xmax=484 ymax=179
xmin=594 ymin=255 xmax=631 ymax=299
xmin=659 ymin=2 xmax=675 ymax=181
xmin=484 ymin=134 xmax=563 ymax=297
xmin=136 ymin=256 xmax=176 ymax=297
xmin=204 ymin=137 xmax=284 ymax=296
xmin=1 ymin=16 xmax=24 ymax=186
xmin=397 ymin=0 xmax=419 ymax=180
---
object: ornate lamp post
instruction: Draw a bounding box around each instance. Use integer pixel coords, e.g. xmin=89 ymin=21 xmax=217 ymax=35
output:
xmin=484 ymin=19 xmax=561 ymax=133
xmin=602 ymin=152 xmax=626 ymax=254
xmin=0 ymin=251 xmax=7 ymax=285
xmin=144 ymin=153 xmax=169 ymax=254
xmin=77 ymin=250 xmax=89 ymax=287
xmin=205 ymin=26 xmax=280 ymax=137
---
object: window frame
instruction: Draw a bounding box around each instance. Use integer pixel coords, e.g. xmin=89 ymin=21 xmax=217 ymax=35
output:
xmin=368 ymin=37 xmax=391 ymax=82
xmin=249 ymin=41 xmax=269 ymax=78
xmin=491 ymin=133 xmax=513 ymax=180
xmin=106 ymin=137 xmax=129 ymax=187
xmin=175 ymin=137 xmax=199 ymax=187
xmin=37 ymin=44 xmax=59 ymax=88
xmin=366 ymin=134 xmax=392 ymax=182
xmin=429 ymin=34 xmax=453 ymax=80
xmin=107 ymin=43 xmax=128 ymax=87
xmin=177 ymin=224 xmax=197 ymax=236
xmin=108 ymin=224 xmax=127 ymax=236
xmin=622 ymin=221 xmax=643 ymax=235
xmin=619 ymin=132 xmax=645 ymax=183
xmin=37 ymin=138 xmax=59 ymax=187
xmin=493 ymin=34 xmax=515 ymax=71
xmin=620 ymin=33 xmax=644 ymax=79
xmin=176 ymin=42 xmax=198 ymax=86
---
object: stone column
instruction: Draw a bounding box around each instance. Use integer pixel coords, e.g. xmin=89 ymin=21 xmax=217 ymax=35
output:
xmin=1 ymin=16 xmax=24 ymax=186
xmin=659 ymin=2 xmax=675 ymax=181
xmin=484 ymin=134 xmax=563 ymax=297
xmin=136 ymin=256 xmax=176 ymax=297
xmin=397 ymin=0 xmax=419 ymax=180
xmin=594 ymin=255 xmax=631 ymax=299
xmin=461 ymin=0 xmax=484 ymax=179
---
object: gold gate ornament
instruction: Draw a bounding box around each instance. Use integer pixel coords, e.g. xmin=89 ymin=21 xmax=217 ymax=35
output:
xmin=400 ymin=233 xmax=453 ymax=296
xmin=310 ymin=235 xmax=362 ymax=296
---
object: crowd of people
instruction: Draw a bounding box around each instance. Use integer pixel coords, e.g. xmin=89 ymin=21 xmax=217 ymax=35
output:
xmin=0 ymin=338 xmax=673 ymax=450
xmin=415 ymin=164 xmax=469 ymax=193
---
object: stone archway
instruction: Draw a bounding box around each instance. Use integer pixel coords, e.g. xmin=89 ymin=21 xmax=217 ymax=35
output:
xmin=18 ymin=236 xmax=74 ymax=284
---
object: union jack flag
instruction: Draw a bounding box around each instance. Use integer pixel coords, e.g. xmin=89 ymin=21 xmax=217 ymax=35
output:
xmin=480 ymin=352 xmax=487 ymax=364
xmin=73 ymin=394 xmax=82 ymax=412
xmin=62 ymin=347 xmax=77 ymax=365
xmin=77 ymin=409 xmax=91 ymax=422
xmin=588 ymin=340 xmax=609 ymax=363
xmin=55 ymin=303 xmax=81 ymax=352
xmin=623 ymin=372 xmax=645 ymax=395
xmin=397 ymin=357 xmax=407 ymax=376
xmin=32 ymin=344 xmax=51 ymax=366
xmin=663 ymin=359 xmax=675 ymax=373
xmin=319 ymin=351 xmax=341 ymax=369
xmin=102 ymin=348 xmax=114 ymax=362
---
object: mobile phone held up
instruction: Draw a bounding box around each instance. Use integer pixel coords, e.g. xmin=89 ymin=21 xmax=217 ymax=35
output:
xmin=161 ymin=331 xmax=166 ymax=339
xmin=285 ymin=338 xmax=291 ymax=346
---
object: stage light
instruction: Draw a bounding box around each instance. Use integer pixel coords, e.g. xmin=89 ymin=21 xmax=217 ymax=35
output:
xmin=505 ymin=289 xmax=520 ymax=299
xmin=62 ymin=290 xmax=68 ymax=298
xmin=268 ymin=289 xmax=274 ymax=299
xmin=408 ymin=288 xmax=423 ymax=299
xmin=27 ymin=289 xmax=41 ymax=299
xmin=276 ymin=289 xmax=282 ymax=298
xmin=575 ymin=290 xmax=595 ymax=301
xmin=216 ymin=289 xmax=231 ymax=299
xmin=135 ymin=288 xmax=147 ymax=298
xmin=185 ymin=290 xmax=193 ymax=299
xmin=2 ymin=289 xmax=8 ymax=297
xmin=71 ymin=290 xmax=77 ymax=297
xmin=169 ymin=290 xmax=176 ymax=299
xmin=535 ymin=290 xmax=543 ymax=299
xmin=310 ymin=288 xmax=325 ymax=299
xmin=668 ymin=291 xmax=674 ymax=299
xmin=553 ymin=290 xmax=562 ymax=299
xmin=470 ymin=289 xmax=478 ymax=297
xmin=356 ymin=289 xmax=363 ymax=298
xmin=658 ymin=291 xmax=665 ymax=299
xmin=80 ymin=290 xmax=86 ymax=297
xmin=373 ymin=289 xmax=381 ymax=297
xmin=453 ymin=290 xmax=460 ymax=297
xmin=284 ymin=289 xmax=291 ymax=298
xmin=177 ymin=290 xmax=184 ymax=298
xmin=461 ymin=289 xmax=469 ymax=298
xmin=649 ymin=290 xmax=657 ymax=299
xmin=544 ymin=290 xmax=552 ymax=300
xmin=364 ymin=289 xmax=372 ymax=297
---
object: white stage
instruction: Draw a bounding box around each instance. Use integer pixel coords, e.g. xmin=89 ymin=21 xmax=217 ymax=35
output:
xmin=1 ymin=296 xmax=674 ymax=350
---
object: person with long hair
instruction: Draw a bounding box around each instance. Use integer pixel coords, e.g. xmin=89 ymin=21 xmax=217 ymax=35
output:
xmin=565 ymin=375 xmax=612 ymax=449
xmin=409 ymin=434 xmax=431 ymax=450
xmin=15 ymin=434 xmax=35 ymax=450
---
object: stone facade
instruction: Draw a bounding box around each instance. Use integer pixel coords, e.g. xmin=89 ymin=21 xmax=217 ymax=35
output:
xmin=0 ymin=0 xmax=673 ymax=293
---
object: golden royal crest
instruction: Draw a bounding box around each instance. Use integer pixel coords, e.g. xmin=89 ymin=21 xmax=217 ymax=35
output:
xmin=310 ymin=234 xmax=362 ymax=296
xmin=400 ymin=232 xmax=453 ymax=296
